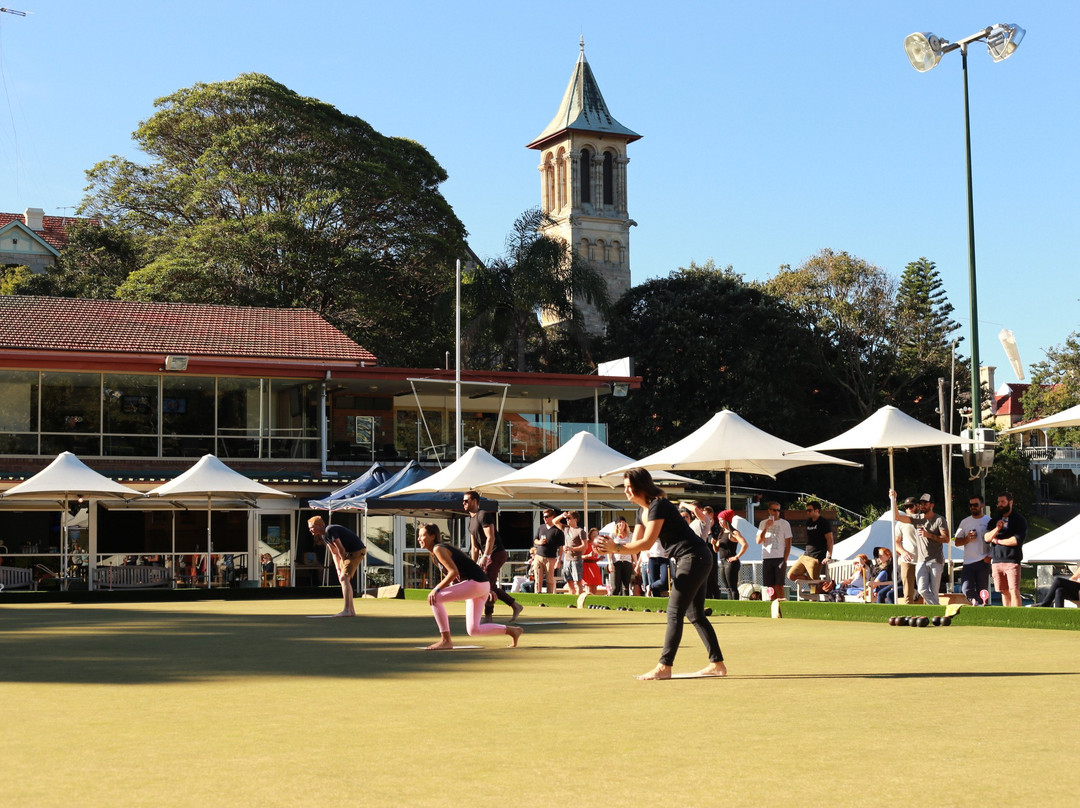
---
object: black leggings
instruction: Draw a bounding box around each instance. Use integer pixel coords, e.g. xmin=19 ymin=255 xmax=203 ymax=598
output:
xmin=660 ymin=551 xmax=723 ymax=667
xmin=611 ymin=559 xmax=634 ymax=596
xmin=719 ymin=557 xmax=741 ymax=598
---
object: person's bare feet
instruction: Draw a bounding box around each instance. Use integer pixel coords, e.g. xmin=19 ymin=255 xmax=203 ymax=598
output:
xmin=510 ymin=602 xmax=524 ymax=623
xmin=506 ymin=625 xmax=524 ymax=647
xmin=636 ymin=663 xmax=672 ymax=680
xmin=696 ymin=661 xmax=728 ymax=677
xmin=333 ymin=610 xmax=356 ymax=617
xmin=426 ymin=639 xmax=454 ymax=650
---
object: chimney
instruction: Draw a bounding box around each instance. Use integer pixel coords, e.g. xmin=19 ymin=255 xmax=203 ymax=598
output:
xmin=24 ymin=207 xmax=45 ymax=230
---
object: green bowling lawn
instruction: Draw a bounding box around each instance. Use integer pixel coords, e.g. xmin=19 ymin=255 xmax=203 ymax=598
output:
xmin=2 ymin=596 xmax=1077 ymax=806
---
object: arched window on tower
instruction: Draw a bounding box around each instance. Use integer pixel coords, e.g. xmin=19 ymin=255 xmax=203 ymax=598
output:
xmin=603 ymin=151 xmax=614 ymax=207
xmin=580 ymin=148 xmax=592 ymax=205
xmin=544 ymin=153 xmax=555 ymax=212
xmin=556 ymin=147 xmax=567 ymax=210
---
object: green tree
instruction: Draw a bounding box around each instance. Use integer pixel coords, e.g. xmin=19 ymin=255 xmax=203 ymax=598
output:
xmin=80 ymin=73 xmax=468 ymax=366
xmin=8 ymin=221 xmax=145 ymax=299
xmin=1021 ymin=330 xmax=1080 ymax=445
xmin=462 ymin=208 xmax=610 ymax=372
xmin=894 ymin=257 xmax=963 ymax=421
xmin=599 ymin=260 xmax=838 ymax=458
xmin=765 ymin=248 xmax=901 ymax=422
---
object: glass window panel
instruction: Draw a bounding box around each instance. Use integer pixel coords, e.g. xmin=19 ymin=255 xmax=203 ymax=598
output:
xmin=162 ymin=436 xmax=214 ymax=457
xmin=218 ymin=378 xmax=263 ymax=434
xmin=41 ymin=434 xmax=101 ymax=456
xmin=103 ymin=373 xmax=158 ymax=436
xmin=102 ymin=435 xmax=158 ymax=457
xmin=0 ymin=370 xmax=38 ymax=433
xmin=41 ymin=371 xmax=100 ymax=433
xmin=162 ymin=376 xmax=216 ymax=437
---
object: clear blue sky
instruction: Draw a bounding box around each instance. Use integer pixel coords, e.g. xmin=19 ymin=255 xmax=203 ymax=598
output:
xmin=1 ymin=1 xmax=1075 ymax=388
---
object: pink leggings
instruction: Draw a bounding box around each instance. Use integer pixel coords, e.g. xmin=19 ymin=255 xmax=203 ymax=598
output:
xmin=430 ymin=579 xmax=507 ymax=635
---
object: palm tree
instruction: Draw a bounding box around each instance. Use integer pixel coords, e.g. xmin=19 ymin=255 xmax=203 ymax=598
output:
xmin=464 ymin=208 xmax=611 ymax=371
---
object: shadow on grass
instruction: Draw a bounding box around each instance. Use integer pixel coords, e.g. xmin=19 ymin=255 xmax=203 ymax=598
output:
xmin=715 ymin=671 xmax=1080 ymax=681
xmin=0 ymin=606 xmax=577 ymax=685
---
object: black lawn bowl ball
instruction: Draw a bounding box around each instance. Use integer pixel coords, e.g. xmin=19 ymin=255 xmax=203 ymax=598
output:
xmin=704 ymin=607 xmax=713 ymax=616
xmin=643 ymin=608 xmax=650 ymax=613
xmin=539 ymin=603 xmax=547 ymax=607
xmin=898 ymin=616 xmax=909 ymax=626
xmin=942 ymin=616 xmax=952 ymax=626
xmin=888 ymin=616 xmax=897 ymax=626
xmin=918 ymin=616 xmax=930 ymax=628
xmin=932 ymin=616 xmax=942 ymax=626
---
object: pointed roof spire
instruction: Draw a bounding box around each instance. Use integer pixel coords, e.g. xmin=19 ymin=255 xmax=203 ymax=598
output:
xmin=527 ymin=41 xmax=641 ymax=149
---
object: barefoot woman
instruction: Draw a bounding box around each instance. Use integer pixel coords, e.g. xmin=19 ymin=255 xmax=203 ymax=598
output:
xmin=418 ymin=523 xmax=523 ymax=651
xmin=594 ymin=468 xmax=726 ymax=679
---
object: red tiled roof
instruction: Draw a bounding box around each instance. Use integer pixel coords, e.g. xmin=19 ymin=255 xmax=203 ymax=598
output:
xmin=0 ymin=213 xmax=94 ymax=251
xmin=0 ymin=296 xmax=376 ymax=363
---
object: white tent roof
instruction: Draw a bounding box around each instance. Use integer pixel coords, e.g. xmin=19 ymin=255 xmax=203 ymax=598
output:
xmin=1 ymin=451 xmax=143 ymax=500
xmin=1001 ymin=403 xmax=1080 ymax=434
xmin=147 ymin=454 xmax=290 ymax=501
xmin=801 ymin=405 xmax=972 ymax=452
xmin=1021 ymin=512 xmax=1080 ymax=563
xmin=619 ymin=409 xmax=861 ymax=477
xmin=386 ymin=446 xmax=574 ymax=499
xmin=478 ymin=430 xmax=696 ymax=493
xmin=832 ymin=512 xmax=962 ymax=562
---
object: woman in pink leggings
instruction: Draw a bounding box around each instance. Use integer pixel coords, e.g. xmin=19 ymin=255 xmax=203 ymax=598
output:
xmin=419 ymin=523 xmax=524 ymax=651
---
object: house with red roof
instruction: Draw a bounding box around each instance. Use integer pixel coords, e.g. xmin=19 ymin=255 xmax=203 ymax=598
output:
xmin=0 ymin=207 xmax=93 ymax=273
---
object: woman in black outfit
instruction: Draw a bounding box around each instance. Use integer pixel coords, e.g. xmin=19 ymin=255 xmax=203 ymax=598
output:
xmin=594 ymin=468 xmax=726 ymax=679
xmin=712 ymin=509 xmax=748 ymax=599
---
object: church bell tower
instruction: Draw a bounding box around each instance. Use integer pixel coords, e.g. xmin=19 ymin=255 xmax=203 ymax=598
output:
xmin=526 ymin=39 xmax=641 ymax=333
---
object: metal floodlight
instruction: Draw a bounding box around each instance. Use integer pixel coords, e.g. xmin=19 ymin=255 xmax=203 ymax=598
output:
xmin=987 ymin=23 xmax=1025 ymax=62
xmin=164 ymin=354 xmax=189 ymax=371
xmin=904 ymin=32 xmax=944 ymax=72
xmin=611 ymin=382 xmax=630 ymax=398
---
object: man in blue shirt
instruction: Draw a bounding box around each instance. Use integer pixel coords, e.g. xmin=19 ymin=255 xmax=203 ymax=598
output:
xmin=308 ymin=515 xmax=366 ymax=616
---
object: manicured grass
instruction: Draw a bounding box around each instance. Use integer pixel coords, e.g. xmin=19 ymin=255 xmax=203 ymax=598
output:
xmin=2 ymin=596 xmax=1078 ymax=807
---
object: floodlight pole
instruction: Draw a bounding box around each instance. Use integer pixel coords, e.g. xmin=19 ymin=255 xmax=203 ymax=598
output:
xmin=960 ymin=43 xmax=982 ymax=445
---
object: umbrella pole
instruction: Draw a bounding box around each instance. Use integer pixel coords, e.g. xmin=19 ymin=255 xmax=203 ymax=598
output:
xmin=725 ymin=470 xmax=732 ymax=511
xmin=889 ymin=448 xmax=899 ymax=605
xmin=61 ymin=497 xmax=69 ymax=592
xmin=206 ymin=495 xmax=212 ymax=589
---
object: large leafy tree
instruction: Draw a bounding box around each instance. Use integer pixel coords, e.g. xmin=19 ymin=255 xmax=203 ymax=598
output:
xmin=462 ymin=208 xmax=610 ymax=372
xmin=599 ymin=260 xmax=839 ymax=458
xmin=765 ymin=248 xmax=900 ymax=422
xmin=80 ymin=73 xmax=468 ymax=366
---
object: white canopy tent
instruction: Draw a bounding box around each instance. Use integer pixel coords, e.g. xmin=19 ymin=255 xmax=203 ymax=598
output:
xmin=478 ymin=431 xmax=696 ymax=532
xmin=1021 ymin=512 xmax=1080 ymax=563
xmin=1 ymin=452 xmax=144 ymax=589
xmin=614 ymin=409 xmax=861 ymax=508
xmin=147 ymin=455 xmax=292 ymax=584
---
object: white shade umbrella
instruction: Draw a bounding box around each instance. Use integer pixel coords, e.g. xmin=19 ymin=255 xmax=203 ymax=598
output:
xmin=147 ymin=455 xmax=291 ymax=584
xmin=614 ymin=409 xmax=861 ymax=509
xmin=796 ymin=405 xmax=975 ymax=595
xmin=2 ymin=452 xmax=143 ymax=588
xmin=1001 ymin=403 xmax=1080 ymax=434
xmin=385 ymin=446 xmax=574 ymax=499
xmin=477 ymin=431 xmax=696 ymax=531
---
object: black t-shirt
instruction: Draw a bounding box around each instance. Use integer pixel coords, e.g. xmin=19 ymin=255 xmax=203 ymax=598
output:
xmin=991 ymin=509 xmax=1027 ymax=564
xmin=468 ymin=510 xmax=504 ymax=554
xmin=643 ymin=497 xmax=708 ymax=559
xmin=534 ymin=524 xmax=564 ymax=559
xmin=434 ymin=543 xmax=488 ymax=584
xmin=325 ymin=524 xmax=365 ymax=554
xmin=803 ymin=516 xmax=833 ymax=561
